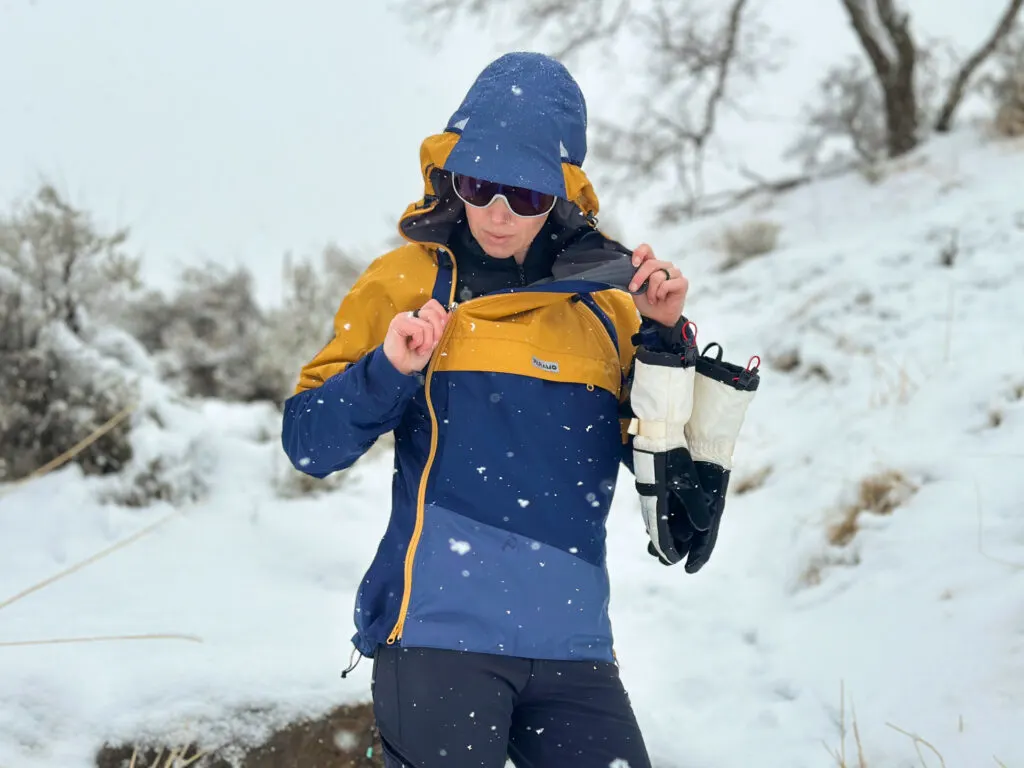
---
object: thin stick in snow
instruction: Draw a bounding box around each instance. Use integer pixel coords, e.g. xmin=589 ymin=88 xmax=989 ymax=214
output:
xmin=0 ymin=508 xmax=180 ymax=612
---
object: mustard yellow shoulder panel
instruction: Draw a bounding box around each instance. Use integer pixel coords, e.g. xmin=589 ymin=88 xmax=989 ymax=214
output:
xmin=294 ymin=244 xmax=438 ymax=393
xmin=590 ymin=289 xmax=642 ymax=385
xmin=433 ymin=291 xmax=623 ymax=397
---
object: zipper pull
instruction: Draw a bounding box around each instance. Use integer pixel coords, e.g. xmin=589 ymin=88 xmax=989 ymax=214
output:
xmin=340 ymin=645 xmax=362 ymax=678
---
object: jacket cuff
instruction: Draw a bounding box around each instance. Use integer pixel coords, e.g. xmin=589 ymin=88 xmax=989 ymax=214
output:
xmin=365 ymin=344 xmax=423 ymax=401
xmin=633 ymin=316 xmax=696 ymax=356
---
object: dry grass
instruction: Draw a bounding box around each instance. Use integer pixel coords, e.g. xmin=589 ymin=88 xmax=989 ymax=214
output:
xmin=800 ymin=549 xmax=862 ymax=588
xmin=734 ymin=465 xmax=772 ymax=495
xmin=868 ymin=355 xmax=921 ymax=408
xmin=0 ymin=508 xmax=184 ymax=615
xmin=126 ymin=744 xmax=207 ymax=768
xmin=97 ymin=701 xmax=383 ymax=767
xmin=718 ymin=219 xmax=781 ymax=271
xmin=823 ymin=681 xmax=867 ymax=768
xmin=828 ymin=469 xmax=918 ymax=547
xmin=767 ymin=347 xmax=801 ymax=373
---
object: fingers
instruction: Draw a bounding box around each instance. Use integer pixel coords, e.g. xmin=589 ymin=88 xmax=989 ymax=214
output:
xmin=627 ymin=244 xmax=657 ymax=293
xmin=655 ymin=270 xmax=689 ymax=304
xmin=629 ymin=260 xmax=686 ymax=306
xmin=391 ymin=299 xmax=450 ymax=356
xmin=631 ymin=243 xmax=655 ymax=267
xmin=392 ymin=314 xmax=431 ymax=352
xmin=415 ymin=299 xmax=449 ymax=342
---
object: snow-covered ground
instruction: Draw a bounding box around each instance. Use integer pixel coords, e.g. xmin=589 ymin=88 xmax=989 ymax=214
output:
xmin=2 ymin=127 xmax=1022 ymax=767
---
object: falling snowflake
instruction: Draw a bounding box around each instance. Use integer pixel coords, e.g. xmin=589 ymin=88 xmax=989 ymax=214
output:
xmin=518 ymin=499 xmax=530 ymax=508
xmin=449 ymin=539 xmax=471 ymax=555
xmin=511 ymin=84 xmax=523 ymax=95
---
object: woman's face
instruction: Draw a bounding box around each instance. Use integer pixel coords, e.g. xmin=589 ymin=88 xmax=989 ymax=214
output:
xmin=464 ymin=197 xmax=549 ymax=261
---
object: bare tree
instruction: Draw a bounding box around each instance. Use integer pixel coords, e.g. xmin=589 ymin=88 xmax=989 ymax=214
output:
xmin=407 ymin=0 xmax=786 ymax=221
xmin=786 ymin=39 xmax=952 ymax=172
xmin=934 ymin=0 xmax=1024 ymax=131
xmin=980 ymin=26 xmax=1024 ymax=137
xmin=839 ymin=0 xmax=921 ymax=158
xmin=839 ymin=0 xmax=1024 ymax=159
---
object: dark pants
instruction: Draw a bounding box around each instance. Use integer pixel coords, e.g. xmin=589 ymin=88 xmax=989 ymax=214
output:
xmin=371 ymin=644 xmax=652 ymax=768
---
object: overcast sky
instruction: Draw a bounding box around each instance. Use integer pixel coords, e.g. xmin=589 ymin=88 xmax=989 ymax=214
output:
xmin=0 ymin=0 xmax=1003 ymax=305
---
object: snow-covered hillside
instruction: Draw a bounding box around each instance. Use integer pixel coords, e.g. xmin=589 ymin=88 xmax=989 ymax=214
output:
xmin=2 ymin=128 xmax=1023 ymax=768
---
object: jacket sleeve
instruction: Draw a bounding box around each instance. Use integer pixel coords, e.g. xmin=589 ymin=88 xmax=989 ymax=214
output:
xmin=281 ymin=255 xmax=423 ymax=478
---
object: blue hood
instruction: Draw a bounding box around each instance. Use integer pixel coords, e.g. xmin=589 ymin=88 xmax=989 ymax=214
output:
xmin=442 ymin=52 xmax=588 ymax=200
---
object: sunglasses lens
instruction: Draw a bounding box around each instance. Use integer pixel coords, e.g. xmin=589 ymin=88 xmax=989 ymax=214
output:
xmin=453 ymin=174 xmax=555 ymax=217
xmin=453 ymin=174 xmax=496 ymax=207
xmin=504 ymin=186 xmax=556 ymax=217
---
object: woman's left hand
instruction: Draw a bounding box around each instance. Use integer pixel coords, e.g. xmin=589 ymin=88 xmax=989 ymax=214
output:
xmin=627 ymin=243 xmax=689 ymax=327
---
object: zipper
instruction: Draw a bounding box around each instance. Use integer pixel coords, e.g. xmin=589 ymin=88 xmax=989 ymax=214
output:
xmin=386 ymin=250 xmax=459 ymax=646
xmin=576 ymin=294 xmax=620 ymax=361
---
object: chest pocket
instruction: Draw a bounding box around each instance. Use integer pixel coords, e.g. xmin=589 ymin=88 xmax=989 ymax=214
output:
xmin=434 ymin=291 xmax=623 ymax=398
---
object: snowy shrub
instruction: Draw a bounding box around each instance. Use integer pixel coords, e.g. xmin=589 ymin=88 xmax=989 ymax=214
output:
xmin=717 ymin=219 xmax=780 ymax=271
xmin=0 ymin=189 xmax=140 ymax=483
xmin=96 ymin=436 xmax=211 ymax=508
xmin=256 ymin=243 xmax=367 ymax=407
xmin=84 ymin=325 xmax=159 ymax=379
xmin=161 ymin=262 xmax=275 ymax=402
xmin=0 ymin=184 xmax=140 ymax=335
xmin=272 ymin=432 xmax=393 ymax=499
xmin=118 ymin=261 xmax=278 ymax=403
xmin=273 ymin=463 xmax=349 ymax=499
xmin=115 ymin=285 xmax=178 ymax=355
xmin=0 ymin=301 xmax=137 ymax=483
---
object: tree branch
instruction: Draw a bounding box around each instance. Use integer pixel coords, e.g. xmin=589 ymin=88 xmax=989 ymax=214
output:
xmin=874 ymin=0 xmax=915 ymax=74
xmin=840 ymin=0 xmax=893 ymax=80
xmin=698 ymin=0 xmax=750 ymax=147
xmin=934 ymin=0 xmax=1024 ymax=131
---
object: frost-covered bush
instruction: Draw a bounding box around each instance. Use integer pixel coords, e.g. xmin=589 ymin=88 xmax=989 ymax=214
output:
xmin=119 ymin=261 xmax=277 ymax=403
xmin=0 ymin=187 xmax=140 ymax=483
xmin=0 ymin=296 xmax=137 ymax=482
xmin=96 ymin=434 xmax=211 ymax=508
xmin=0 ymin=184 xmax=140 ymax=334
xmin=256 ymin=243 xmax=367 ymax=406
xmin=116 ymin=242 xmax=367 ymax=407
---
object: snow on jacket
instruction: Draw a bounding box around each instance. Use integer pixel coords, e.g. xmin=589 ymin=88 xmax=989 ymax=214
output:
xmin=282 ymin=52 xmax=676 ymax=663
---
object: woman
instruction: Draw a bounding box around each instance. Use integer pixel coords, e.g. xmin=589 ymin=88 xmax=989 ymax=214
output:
xmin=282 ymin=51 xmax=759 ymax=768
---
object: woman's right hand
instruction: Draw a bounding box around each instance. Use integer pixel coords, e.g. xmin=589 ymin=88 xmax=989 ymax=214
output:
xmin=382 ymin=299 xmax=450 ymax=375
